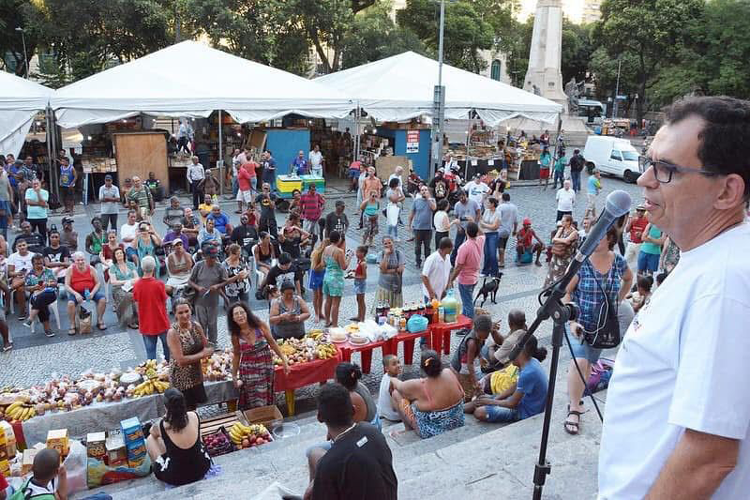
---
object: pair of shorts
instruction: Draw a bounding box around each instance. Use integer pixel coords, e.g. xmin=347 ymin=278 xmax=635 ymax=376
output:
xmin=483 ymin=406 xmax=521 ymax=423
xmin=539 ymin=168 xmax=550 ymax=180
xmin=353 ymin=278 xmax=366 ymax=295
xmin=236 ymin=190 xmax=253 ymax=203
xmin=568 ymin=330 xmax=603 ymax=364
xmin=637 ymin=251 xmax=660 ymax=273
xmin=309 ymin=269 xmax=325 ymax=290
xmin=348 ymin=168 xmax=361 ymax=179
xmin=68 ymin=290 xmax=105 ymax=303
xmin=498 ymin=235 xmax=510 ymax=250
xmin=323 ymin=278 xmax=343 ymax=297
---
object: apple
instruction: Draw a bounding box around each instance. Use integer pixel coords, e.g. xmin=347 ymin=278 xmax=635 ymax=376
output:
xmin=241 ymin=438 xmax=249 ymax=448
xmin=256 ymin=438 xmax=265 ymax=445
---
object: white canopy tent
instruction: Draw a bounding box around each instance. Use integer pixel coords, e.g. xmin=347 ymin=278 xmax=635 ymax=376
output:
xmin=50 ymin=40 xmax=355 ymax=128
xmin=315 ymin=51 xmax=562 ymax=125
xmin=0 ymin=71 xmax=52 ymax=158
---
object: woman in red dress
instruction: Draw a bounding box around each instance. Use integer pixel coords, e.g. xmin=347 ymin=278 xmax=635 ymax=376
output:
xmin=229 ymin=302 xmax=289 ymax=410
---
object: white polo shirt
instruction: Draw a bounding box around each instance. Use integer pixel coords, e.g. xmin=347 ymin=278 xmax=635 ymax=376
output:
xmin=598 ymin=222 xmax=750 ymax=499
xmin=421 ymin=250 xmax=452 ymax=300
xmin=556 ymin=187 xmax=576 ymax=212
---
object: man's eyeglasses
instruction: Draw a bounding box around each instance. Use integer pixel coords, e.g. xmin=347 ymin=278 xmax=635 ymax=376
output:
xmin=644 ymin=159 xmax=722 ymax=184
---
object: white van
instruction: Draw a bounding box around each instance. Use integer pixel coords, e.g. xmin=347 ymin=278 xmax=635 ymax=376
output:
xmin=582 ymin=136 xmax=642 ymax=183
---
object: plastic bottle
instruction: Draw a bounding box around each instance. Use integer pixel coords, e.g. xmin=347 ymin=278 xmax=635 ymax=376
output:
xmin=441 ymin=289 xmax=459 ymax=323
xmin=84 ymin=288 xmax=90 ymax=301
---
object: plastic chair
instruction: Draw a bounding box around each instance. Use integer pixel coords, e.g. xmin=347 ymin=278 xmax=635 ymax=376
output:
xmin=29 ymin=296 xmax=62 ymax=332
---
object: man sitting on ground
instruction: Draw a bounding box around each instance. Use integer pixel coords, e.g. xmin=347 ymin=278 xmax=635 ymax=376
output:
xmin=12 ymin=221 xmax=44 ymax=254
xmin=481 ymin=309 xmax=528 ymax=373
xmin=207 ymin=205 xmax=231 ymax=236
xmin=163 ymin=223 xmax=189 ymax=249
xmin=163 ymin=197 xmax=185 ymax=228
xmin=304 ymin=383 xmax=397 ymax=500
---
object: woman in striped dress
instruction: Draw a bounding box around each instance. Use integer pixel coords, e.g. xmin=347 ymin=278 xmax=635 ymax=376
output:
xmin=229 ymin=302 xmax=289 ymax=410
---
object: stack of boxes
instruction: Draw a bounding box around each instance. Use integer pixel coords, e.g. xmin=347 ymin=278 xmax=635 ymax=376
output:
xmin=120 ymin=417 xmax=146 ymax=468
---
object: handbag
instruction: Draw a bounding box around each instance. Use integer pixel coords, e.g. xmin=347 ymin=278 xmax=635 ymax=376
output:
xmin=583 ymin=264 xmax=621 ymax=349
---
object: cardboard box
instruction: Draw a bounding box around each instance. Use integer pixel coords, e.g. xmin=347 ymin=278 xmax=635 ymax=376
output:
xmin=0 ymin=422 xmax=15 ymax=458
xmin=126 ymin=440 xmax=146 ymax=461
xmin=0 ymin=458 xmax=8 ymax=478
xmin=238 ymin=405 xmax=283 ymax=432
xmin=120 ymin=417 xmax=144 ymax=445
xmin=105 ymin=432 xmax=127 ymax=467
xmin=21 ymin=448 xmax=38 ymax=475
xmin=86 ymin=432 xmax=107 ymax=460
xmin=46 ymin=429 xmax=69 ymax=461
xmin=127 ymin=456 xmax=147 ymax=469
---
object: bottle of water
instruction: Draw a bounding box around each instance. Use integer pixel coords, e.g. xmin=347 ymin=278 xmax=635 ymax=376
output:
xmin=84 ymin=288 xmax=90 ymax=301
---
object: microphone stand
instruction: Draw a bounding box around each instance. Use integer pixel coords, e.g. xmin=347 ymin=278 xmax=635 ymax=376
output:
xmin=510 ymin=256 xmax=583 ymax=500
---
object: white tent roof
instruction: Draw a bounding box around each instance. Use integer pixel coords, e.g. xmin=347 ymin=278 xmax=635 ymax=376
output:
xmin=50 ymin=41 xmax=355 ymax=128
xmin=315 ymin=51 xmax=562 ymax=125
xmin=0 ymin=71 xmax=52 ymax=158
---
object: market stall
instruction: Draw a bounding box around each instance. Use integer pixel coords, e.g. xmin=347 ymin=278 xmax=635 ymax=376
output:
xmin=0 ymin=71 xmax=52 ymax=160
xmin=316 ymin=51 xmax=562 ymax=178
xmin=50 ymin=40 xmax=354 ymax=195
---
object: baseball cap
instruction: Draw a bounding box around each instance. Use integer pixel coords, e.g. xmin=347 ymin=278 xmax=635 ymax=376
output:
xmin=104 ymin=174 xmax=113 ymax=181
xmin=523 ymin=218 xmax=532 ymax=225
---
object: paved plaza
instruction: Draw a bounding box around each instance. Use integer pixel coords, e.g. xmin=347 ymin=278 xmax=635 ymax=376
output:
xmin=1 ymin=173 xmax=642 ymax=413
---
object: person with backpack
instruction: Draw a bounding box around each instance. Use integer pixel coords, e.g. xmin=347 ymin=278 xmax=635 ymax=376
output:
xmin=11 ymin=448 xmax=68 ymax=500
xmin=569 ymin=149 xmax=585 ymax=193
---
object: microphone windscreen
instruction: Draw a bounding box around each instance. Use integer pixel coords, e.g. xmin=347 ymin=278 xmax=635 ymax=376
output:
xmin=605 ymin=190 xmax=632 ymax=218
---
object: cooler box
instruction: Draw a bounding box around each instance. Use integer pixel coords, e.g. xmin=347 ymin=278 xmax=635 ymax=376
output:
xmin=300 ymin=175 xmax=325 ymax=194
xmin=276 ymin=175 xmax=303 ymax=196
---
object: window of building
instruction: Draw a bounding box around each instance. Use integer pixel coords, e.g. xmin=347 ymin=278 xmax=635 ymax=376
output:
xmin=490 ymin=59 xmax=501 ymax=81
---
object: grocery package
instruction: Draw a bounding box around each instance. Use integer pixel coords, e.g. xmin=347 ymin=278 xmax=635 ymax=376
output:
xmin=86 ymin=432 xmax=107 ymax=460
xmin=46 ymin=428 xmax=69 ymax=462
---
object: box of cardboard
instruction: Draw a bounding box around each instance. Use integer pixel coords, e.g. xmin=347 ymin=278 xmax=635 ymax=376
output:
xmin=21 ymin=448 xmax=39 ymax=475
xmin=119 ymin=417 xmax=144 ymax=445
xmin=105 ymin=433 xmax=127 ymax=467
xmin=0 ymin=421 xmax=15 ymax=458
xmin=126 ymin=440 xmax=146 ymax=461
xmin=46 ymin=429 xmax=69 ymax=462
xmin=86 ymin=432 xmax=107 ymax=460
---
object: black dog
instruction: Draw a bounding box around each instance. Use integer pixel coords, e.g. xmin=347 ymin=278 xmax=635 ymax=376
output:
xmin=473 ymin=275 xmax=503 ymax=307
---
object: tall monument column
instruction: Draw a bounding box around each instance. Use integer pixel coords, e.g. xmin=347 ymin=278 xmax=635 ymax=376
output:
xmin=524 ymin=0 xmax=568 ymax=112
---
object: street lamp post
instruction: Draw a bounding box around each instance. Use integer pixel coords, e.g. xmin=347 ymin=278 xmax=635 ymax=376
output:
xmin=430 ymin=0 xmax=446 ymax=179
xmin=15 ymin=27 xmax=29 ymax=79
xmin=613 ymin=58 xmax=622 ymax=119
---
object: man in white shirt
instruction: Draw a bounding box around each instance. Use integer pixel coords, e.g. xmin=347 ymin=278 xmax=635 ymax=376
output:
xmin=598 ymin=96 xmax=750 ymax=499
xmin=555 ymin=179 xmax=575 ymax=221
xmin=464 ymin=174 xmax=490 ymax=207
xmin=8 ymin=239 xmax=34 ymax=320
xmin=309 ymin=144 xmax=324 ymax=177
xmin=187 ymin=156 xmax=205 ymax=210
xmin=421 ymin=237 xmax=453 ymax=347
xmin=119 ymin=210 xmax=138 ymax=247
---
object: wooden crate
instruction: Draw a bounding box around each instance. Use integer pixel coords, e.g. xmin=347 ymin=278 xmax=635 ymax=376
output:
xmin=199 ymin=412 xmax=240 ymax=438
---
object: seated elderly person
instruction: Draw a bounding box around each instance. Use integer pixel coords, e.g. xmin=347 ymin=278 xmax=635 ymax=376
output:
xmin=165 ymin=239 xmax=194 ymax=297
xmin=65 ymin=251 xmax=107 ymax=334
xmin=391 ymin=350 xmax=465 ymax=439
xmin=23 ymin=254 xmax=58 ymax=337
xmin=197 ymin=218 xmax=222 ymax=248
xmin=163 ymin=196 xmax=186 ymax=228
xmin=181 ymin=207 xmax=201 ymax=249
xmin=207 ymin=205 xmax=232 ymax=237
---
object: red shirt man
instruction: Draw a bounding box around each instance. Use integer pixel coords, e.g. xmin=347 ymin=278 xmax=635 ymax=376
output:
xmin=299 ymin=185 xmax=325 ymax=222
xmin=627 ymin=210 xmax=649 ymax=244
xmin=133 ymin=257 xmax=171 ymax=360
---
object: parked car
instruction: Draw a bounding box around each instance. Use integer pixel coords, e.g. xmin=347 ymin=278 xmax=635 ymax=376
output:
xmin=583 ymin=136 xmax=642 ymax=183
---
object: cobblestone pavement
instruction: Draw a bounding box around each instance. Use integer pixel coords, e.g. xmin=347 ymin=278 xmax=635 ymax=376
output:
xmin=0 ymin=172 xmax=643 ymax=415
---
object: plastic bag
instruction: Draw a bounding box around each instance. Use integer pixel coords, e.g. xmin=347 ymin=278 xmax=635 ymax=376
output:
xmin=386 ymin=203 xmax=400 ymax=226
xmin=63 ymin=439 xmax=89 ymax=495
xmin=87 ymin=455 xmax=152 ymax=489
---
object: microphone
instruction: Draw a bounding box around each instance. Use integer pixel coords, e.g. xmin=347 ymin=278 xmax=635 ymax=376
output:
xmin=507 ymin=190 xmax=631 ymax=362
xmin=574 ymin=190 xmax=632 ymax=262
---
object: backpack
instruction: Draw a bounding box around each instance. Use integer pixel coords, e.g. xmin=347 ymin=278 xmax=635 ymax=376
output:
xmin=435 ymin=180 xmax=446 ymax=199
xmin=10 ymin=478 xmax=56 ymax=500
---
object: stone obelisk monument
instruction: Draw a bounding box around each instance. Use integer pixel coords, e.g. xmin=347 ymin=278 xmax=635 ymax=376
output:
xmin=524 ymin=0 xmax=568 ymax=112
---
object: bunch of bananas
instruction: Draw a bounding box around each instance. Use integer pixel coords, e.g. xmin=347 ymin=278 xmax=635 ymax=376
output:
xmin=315 ymin=343 xmax=337 ymax=360
xmin=228 ymin=422 xmax=271 ymax=448
xmin=132 ymin=379 xmax=169 ymax=397
xmin=5 ymin=401 xmax=36 ymax=421
xmin=307 ymin=329 xmax=324 ymax=340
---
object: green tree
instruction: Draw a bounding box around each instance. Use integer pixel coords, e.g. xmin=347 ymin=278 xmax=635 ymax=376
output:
xmin=339 ymin=0 xmax=428 ymax=69
xmin=594 ymin=0 xmax=704 ymax=121
xmin=561 ymin=20 xmax=594 ymax=84
xmin=0 ymin=0 xmax=44 ymax=76
xmin=396 ymin=0 xmax=495 ymax=73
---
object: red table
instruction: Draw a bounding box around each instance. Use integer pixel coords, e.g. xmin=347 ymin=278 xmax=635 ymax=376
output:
xmin=428 ymin=315 xmax=473 ymax=355
xmin=387 ymin=330 xmax=430 ymax=366
xmin=337 ymin=338 xmax=391 ymax=374
xmin=274 ymin=346 xmax=342 ymax=416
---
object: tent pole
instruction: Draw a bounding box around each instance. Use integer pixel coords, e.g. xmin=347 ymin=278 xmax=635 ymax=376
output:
xmin=354 ymin=104 xmax=361 ymax=163
xmin=45 ymin=106 xmax=54 ymax=193
xmin=218 ymin=110 xmax=224 ymax=196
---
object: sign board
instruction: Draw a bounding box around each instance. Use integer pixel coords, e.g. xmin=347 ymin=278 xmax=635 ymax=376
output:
xmin=406 ymin=130 xmax=420 ymax=153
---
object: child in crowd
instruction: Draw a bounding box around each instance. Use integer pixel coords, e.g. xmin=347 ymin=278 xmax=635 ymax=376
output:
xmin=352 ymin=245 xmax=368 ymax=322
xmin=627 ymin=275 xmax=654 ymax=312
xmin=360 ymin=192 xmax=380 ymax=246
xmin=14 ymin=448 xmax=68 ymax=500
xmin=377 ymin=354 xmax=402 ymax=421
xmin=468 ymin=335 xmax=548 ymax=423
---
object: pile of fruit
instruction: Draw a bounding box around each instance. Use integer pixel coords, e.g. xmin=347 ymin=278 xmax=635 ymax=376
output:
xmin=202 ymin=429 xmax=235 ymax=457
xmin=228 ymin=422 xmax=273 ymax=449
xmin=272 ymin=333 xmax=338 ymax=367
xmin=130 ymin=379 xmax=170 ymax=398
xmin=3 ymin=399 xmax=36 ymax=422
xmin=201 ymin=350 xmax=233 ymax=382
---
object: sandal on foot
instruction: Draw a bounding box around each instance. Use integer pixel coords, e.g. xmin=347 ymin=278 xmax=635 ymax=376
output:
xmin=97 ymin=323 xmax=107 ymax=331
xmin=68 ymin=327 xmax=77 ymax=336
xmin=564 ymin=410 xmax=583 ymax=435
xmin=2 ymin=343 xmax=12 ymax=352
